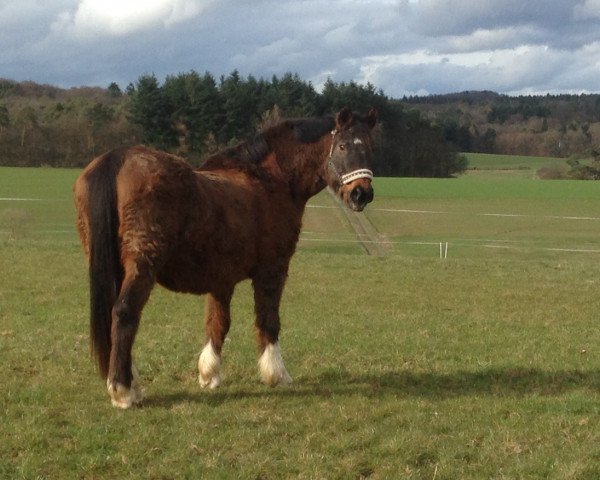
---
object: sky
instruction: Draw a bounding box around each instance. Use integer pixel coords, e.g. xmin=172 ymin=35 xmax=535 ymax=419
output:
xmin=2 ymin=0 xmax=600 ymax=98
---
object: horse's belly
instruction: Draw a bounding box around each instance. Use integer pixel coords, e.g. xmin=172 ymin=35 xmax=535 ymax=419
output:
xmin=156 ymin=243 xmax=254 ymax=295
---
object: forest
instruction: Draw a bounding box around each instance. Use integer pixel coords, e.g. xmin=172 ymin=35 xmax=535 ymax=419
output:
xmin=3 ymin=73 xmax=600 ymax=177
xmin=0 ymin=73 xmax=464 ymax=177
xmin=404 ymin=90 xmax=600 ymax=160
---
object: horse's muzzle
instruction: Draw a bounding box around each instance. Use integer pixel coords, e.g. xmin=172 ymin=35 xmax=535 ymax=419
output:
xmin=348 ymin=182 xmax=374 ymax=212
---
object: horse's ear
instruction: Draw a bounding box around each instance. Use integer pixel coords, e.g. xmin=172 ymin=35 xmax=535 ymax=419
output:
xmin=335 ymin=107 xmax=353 ymax=130
xmin=367 ymin=108 xmax=378 ymax=129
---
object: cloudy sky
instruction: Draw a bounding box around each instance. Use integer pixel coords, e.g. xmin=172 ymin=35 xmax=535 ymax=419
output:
xmin=2 ymin=0 xmax=600 ymax=98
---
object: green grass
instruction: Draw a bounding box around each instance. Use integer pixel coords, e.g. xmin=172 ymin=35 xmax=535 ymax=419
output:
xmin=2 ymin=163 xmax=600 ymax=479
xmin=369 ymin=175 xmax=600 ymax=260
xmin=0 ymin=167 xmax=79 ymax=242
xmin=464 ymin=152 xmax=570 ymax=179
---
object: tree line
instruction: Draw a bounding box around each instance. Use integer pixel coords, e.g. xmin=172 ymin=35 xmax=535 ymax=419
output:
xmin=403 ymin=90 xmax=600 ymax=158
xmin=0 ymin=74 xmax=466 ymax=177
xmin=127 ymin=71 xmax=466 ymax=176
xmin=0 ymin=79 xmax=139 ymax=168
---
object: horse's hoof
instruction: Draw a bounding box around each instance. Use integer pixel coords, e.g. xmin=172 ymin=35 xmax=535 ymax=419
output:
xmin=107 ymin=380 xmax=143 ymax=409
xmin=259 ymin=343 xmax=293 ymax=387
xmin=199 ymin=373 xmax=222 ymax=389
xmin=106 ymin=365 xmax=143 ymax=409
xmin=198 ymin=342 xmax=222 ymax=389
xmin=261 ymin=368 xmax=293 ymax=387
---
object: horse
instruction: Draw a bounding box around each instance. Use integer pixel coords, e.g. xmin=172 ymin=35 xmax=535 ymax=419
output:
xmin=74 ymin=107 xmax=377 ymax=408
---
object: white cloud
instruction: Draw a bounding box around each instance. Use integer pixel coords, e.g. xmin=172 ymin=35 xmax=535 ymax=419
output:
xmin=2 ymin=0 xmax=600 ymax=95
xmin=351 ymin=43 xmax=584 ymax=97
xmin=574 ymin=0 xmax=600 ymax=19
xmin=443 ymin=26 xmax=541 ymax=53
xmin=61 ymin=0 xmax=208 ymax=37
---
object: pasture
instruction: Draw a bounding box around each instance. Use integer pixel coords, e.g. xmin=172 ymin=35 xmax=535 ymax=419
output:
xmin=465 ymin=152 xmax=570 ymax=179
xmin=2 ymin=156 xmax=600 ymax=479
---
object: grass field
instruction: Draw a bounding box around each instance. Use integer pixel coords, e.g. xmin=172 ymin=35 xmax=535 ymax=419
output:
xmin=464 ymin=152 xmax=570 ymax=179
xmin=2 ymin=157 xmax=600 ymax=479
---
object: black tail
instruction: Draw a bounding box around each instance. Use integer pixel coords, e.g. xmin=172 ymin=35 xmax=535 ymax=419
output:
xmin=86 ymin=150 xmax=125 ymax=379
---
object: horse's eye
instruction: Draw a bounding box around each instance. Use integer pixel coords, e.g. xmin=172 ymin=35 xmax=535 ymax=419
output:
xmin=339 ymin=144 xmax=346 ymax=151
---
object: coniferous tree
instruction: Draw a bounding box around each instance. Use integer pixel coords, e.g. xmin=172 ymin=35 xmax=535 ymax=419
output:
xmin=107 ymin=82 xmax=122 ymax=98
xmin=219 ymin=71 xmax=259 ymax=143
xmin=129 ymin=74 xmax=175 ymax=149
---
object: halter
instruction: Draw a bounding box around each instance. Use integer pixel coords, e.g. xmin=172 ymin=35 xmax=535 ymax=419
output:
xmin=328 ymin=130 xmax=374 ymax=185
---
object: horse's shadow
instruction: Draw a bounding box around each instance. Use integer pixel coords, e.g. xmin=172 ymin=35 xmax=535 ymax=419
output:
xmin=142 ymin=367 xmax=600 ymax=408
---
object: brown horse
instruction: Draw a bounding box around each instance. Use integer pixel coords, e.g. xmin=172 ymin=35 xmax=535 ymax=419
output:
xmin=74 ymin=107 xmax=377 ymax=408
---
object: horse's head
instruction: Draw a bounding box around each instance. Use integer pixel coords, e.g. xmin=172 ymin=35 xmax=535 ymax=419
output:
xmin=326 ymin=107 xmax=378 ymax=212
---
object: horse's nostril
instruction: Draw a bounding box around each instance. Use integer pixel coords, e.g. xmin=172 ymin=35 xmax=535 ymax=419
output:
xmin=350 ymin=186 xmax=364 ymax=204
xmin=349 ymin=185 xmax=374 ymax=209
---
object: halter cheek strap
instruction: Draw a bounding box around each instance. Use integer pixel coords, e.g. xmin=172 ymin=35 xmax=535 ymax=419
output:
xmin=328 ymin=129 xmax=338 ymax=158
xmin=328 ymin=130 xmax=374 ymax=185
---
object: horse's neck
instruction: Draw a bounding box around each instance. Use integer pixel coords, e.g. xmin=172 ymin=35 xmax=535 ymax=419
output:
xmin=271 ymin=133 xmax=331 ymax=201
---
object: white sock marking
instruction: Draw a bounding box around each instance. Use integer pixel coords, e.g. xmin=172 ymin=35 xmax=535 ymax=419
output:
xmin=259 ymin=342 xmax=292 ymax=386
xmin=198 ymin=341 xmax=222 ymax=389
xmin=106 ymin=364 xmax=143 ymax=409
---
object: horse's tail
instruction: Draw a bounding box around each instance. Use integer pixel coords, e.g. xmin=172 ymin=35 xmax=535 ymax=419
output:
xmin=83 ymin=150 xmax=125 ymax=379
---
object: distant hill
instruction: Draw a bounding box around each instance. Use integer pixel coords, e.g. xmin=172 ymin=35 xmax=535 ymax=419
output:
xmin=0 ymin=78 xmax=138 ymax=168
xmin=400 ymin=91 xmax=600 ymax=158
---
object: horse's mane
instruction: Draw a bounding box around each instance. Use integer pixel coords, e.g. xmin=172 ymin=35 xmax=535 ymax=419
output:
xmin=291 ymin=116 xmax=335 ymax=144
xmin=199 ymin=116 xmax=335 ymax=174
xmin=199 ymin=133 xmax=270 ymax=174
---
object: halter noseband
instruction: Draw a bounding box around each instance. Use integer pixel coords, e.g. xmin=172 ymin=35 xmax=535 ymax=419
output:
xmin=328 ymin=130 xmax=374 ymax=185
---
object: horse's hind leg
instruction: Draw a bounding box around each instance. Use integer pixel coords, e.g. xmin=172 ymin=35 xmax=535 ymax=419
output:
xmin=107 ymin=261 xmax=155 ymax=408
xmin=198 ymin=289 xmax=233 ymax=389
xmin=253 ymin=274 xmax=292 ymax=386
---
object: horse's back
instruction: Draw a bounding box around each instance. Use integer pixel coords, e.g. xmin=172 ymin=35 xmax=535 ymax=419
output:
xmin=76 ymin=145 xmax=193 ymax=204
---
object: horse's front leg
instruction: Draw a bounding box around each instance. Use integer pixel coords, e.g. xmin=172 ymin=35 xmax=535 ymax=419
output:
xmin=253 ymin=274 xmax=292 ymax=386
xmin=198 ymin=289 xmax=233 ymax=389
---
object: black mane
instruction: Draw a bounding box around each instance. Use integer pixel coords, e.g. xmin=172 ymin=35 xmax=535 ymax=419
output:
xmin=199 ymin=116 xmax=335 ymax=174
xmin=291 ymin=116 xmax=335 ymax=144
xmin=200 ymin=133 xmax=269 ymax=173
